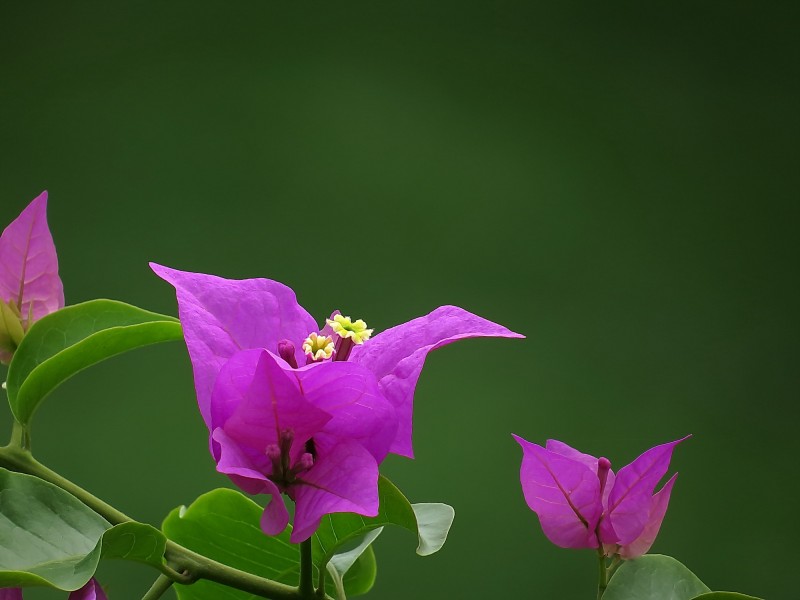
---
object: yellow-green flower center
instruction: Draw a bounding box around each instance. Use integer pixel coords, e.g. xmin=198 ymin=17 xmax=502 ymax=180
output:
xmin=326 ymin=314 xmax=373 ymax=345
xmin=302 ymin=332 xmax=335 ymax=361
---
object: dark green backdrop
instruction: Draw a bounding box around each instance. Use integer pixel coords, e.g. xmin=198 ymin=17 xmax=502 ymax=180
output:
xmin=2 ymin=3 xmax=796 ymax=599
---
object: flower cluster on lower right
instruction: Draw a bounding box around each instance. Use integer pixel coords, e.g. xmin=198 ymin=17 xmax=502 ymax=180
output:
xmin=512 ymin=435 xmax=689 ymax=559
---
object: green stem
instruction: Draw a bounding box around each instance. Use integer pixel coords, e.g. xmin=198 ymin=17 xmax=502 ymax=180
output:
xmin=596 ymin=548 xmax=608 ymax=600
xmin=316 ymin=561 xmax=327 ymax=598
xmin=142 ymin=574 xmax=175 ymax=600
xmin=0 ymin=445 xmax=333 ymax=600
xmin=607 ymin=555 xmax=622 ymax=577
xmin=299 ymin=538 xmax=314 ymax=598
xmin=165 ymin=542 xmax=301 ymax=599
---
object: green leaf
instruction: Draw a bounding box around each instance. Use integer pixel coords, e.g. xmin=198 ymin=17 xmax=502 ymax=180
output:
xmin=101 ymin=521 xmax=167 ymax=568
xmin=326 ymin=530 xmax=382 ymax=600
xmin=690 ymin=593 xmax=763 ymax=600
xmin=161 ymin=487 xmax=376 ymax=600
xmin=313 ymin=475 xmax=455 ymax=569
xmin=6 ymin=299 xmax=182 ymax=425
xmin=0 ymin=468 xmax=168 ymax=590
xmin=604 ymin=554 xmax=711 ymax=600
xmin=411 ymin=502 xmax=456 ymax=556
xmin=0 ymin=467 xmax=110 ymax=590
xmin=161 ymin=479 xmax=452 ymax=600
xmin=162 ymin=477 xmax=454 ymax=600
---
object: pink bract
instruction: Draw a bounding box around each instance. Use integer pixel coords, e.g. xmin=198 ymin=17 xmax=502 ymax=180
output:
xmin=514 ymin=435 xmax=688 ymax=558
xmin=150 ymin=264 xmax=523 ymax=457
xmin=0 ymin=578 xmax=105 ymax=600
xmin=0 ymin=191 xmax=64 ymax=363
xmin=68 ymin=579 xmax=107 ymax=600
xmin=210 ymin=348 xmax=394 ymax=541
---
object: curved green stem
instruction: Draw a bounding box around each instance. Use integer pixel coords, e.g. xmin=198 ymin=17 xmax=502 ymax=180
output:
xmin=143 ymin=574 xmax=175 ymax=600
xmin=0 ymin=443 xmax=133 ymax=523
xmin=164 ymin=542 xmax=300 ymax=599
xmin=0 ymin=445 xmax=333 ymax=600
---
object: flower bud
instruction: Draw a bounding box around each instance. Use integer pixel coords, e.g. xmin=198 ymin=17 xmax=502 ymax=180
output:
xmin=296 ymin=452 xmax=314 ymax=472
xmin=277 ymin=339 xmax=298 ymax=369
xmin=597 ymin=457 xmax=612 ymax=497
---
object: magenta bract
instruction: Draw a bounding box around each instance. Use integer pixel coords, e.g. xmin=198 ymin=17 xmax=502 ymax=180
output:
xmin=68 ymin=579 xmax=107 ymax=600
xmin=0 ymin=191 xmax=64 ymax=363
xmin=513 ymin=435 xmax=688 ymax=558
xmin=211 ymin=348 xmax=394 ymax=541
xmin=150 ymin=264 xmax=523 ymax=457
xmin=152 ymin=263 xmax=521 ymax=541
xmin=0 ymin=578 xmax=105 ymax=600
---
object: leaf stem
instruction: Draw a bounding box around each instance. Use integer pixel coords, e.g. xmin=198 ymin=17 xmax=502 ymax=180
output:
xmin=299 ymin=538 xmax=314 ymax=598
xmin=596 ymin=548 xmax=608 ymax=600
xmin=0 ymin=443 xmax=133 ymax=523
xmin=164 ymin=541 xmax=302 ymax=599
xmin=607 ymin=555 xmax=622 ymax=577
xmin=142 ymin=574 xmax=175 ymax=600
xmin=0 ymin=445 xmax=333 ymax=600
xmin=316 ymin=561 xmax=327 ymax=598
xmin=10 ymin=420 xmax=30 ymax=451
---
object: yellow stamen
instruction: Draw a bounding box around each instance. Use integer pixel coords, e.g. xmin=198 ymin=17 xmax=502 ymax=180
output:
xmin=326 ymin=314 xmax=373 ymax=345
xmin=302 ymin=332 xmax=335 ymax=361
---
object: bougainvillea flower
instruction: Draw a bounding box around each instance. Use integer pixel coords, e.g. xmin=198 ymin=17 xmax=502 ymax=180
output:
xmin=151 ymin=264 xmax=523 ymax=457
xmin=0 ymin=589 xmax=22 ymax=600
xmin=68 ymin=579 xmax=107 ymax=600
xmin=210 ymin=347 xmax=396 ymax=542
xmin=0 ymin=191 xmax=64 ymax=364
xmin=513 ymin=435 xmax=688 ymax=558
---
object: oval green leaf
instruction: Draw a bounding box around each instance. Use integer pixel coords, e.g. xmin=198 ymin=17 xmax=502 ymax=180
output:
xmin=0 ymin=467 xmax=110 ymax=590
xmin=604 ymin=554 xmax=711 ymax=600
xmin=691 ymin=593 xmax=763 ymax=600
xmin=161 ymin=487 xmax=376 ymax=600
xmin=6 ymin=299 xmax=182 ymax=425
xmin=0 ymin=468 xmax=168 ymax=589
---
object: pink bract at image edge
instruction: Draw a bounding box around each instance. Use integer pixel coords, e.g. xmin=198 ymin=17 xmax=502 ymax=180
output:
xmin=0 ymin=191 xmax=64 ymax=364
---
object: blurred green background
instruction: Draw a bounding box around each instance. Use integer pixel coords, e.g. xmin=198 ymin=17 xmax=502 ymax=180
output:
xmin=1 ymin=2 xmax=797 ymax=599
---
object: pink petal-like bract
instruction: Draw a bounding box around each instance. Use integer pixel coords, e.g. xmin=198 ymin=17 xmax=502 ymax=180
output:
xmin=604 ymin=436 xmax=689 ymax=545
xmin=618 ymin=473 xmax=678 ymax=559
xmin=514 ymin=434 xmax=601 ymax=549
xmin=0 ymin=192 xmax=64 ymax=362
xmin=211 ymin=348 xmax=388 ymax=542
xmin=213 ymin=427 xmax=290 ymax=535
xmin=149 ymin=264 xmax=317 ymax=427
xmin=213 ymin=349 xmax=331 ymax=454
xmin=68 ymin=579 xmax=107 ymax=600
xmin=0 ymin=191 xmax=64 ymax=320
xmin=546 ymin=439 xmax=599 ymax=471
xmin=291 ymin=434 xmax=380 ymax=542
xmin=291 ymin=360 xmax=397 ymax=462
xmin=0 ymin=590 xmax=22 ymax=600
xmin=351 ymin=306 xmax=524 ymax=457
